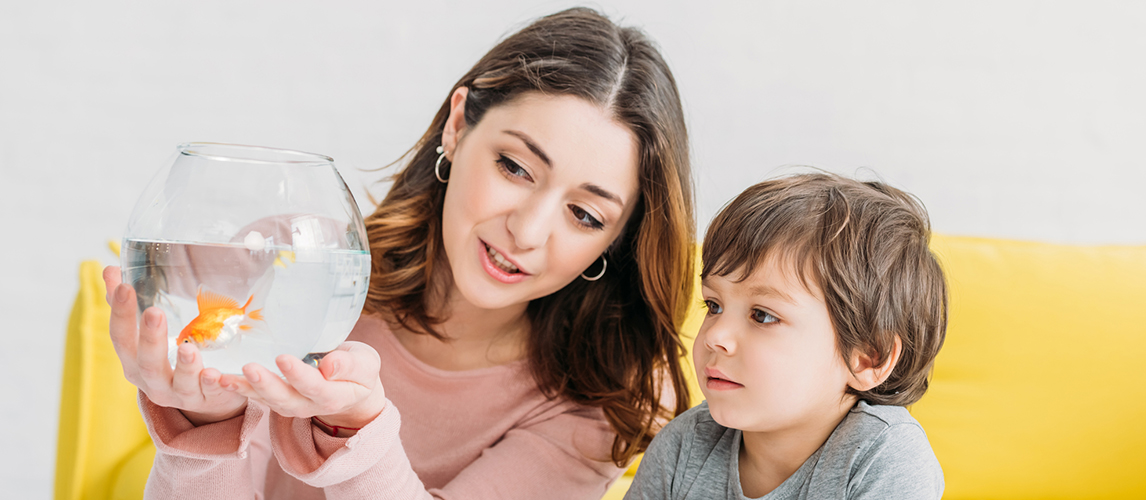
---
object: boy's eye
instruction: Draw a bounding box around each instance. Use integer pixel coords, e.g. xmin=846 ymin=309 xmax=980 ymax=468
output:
xmin=569 ymin=205 xmax=604 ymax=230
xmin=751 ymin=309 xmax=778 ymax=324
xmin=703 ymin=300 xmax=722 ymax=315
xmin=496 ymin=155 xmax=532 ymax=181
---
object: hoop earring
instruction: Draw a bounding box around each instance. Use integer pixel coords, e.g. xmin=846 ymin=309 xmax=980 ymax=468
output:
xmin=581 ymin=255 xmax=607 ymax=281
xmin=435 ymin=145 xmax=449 ymax=183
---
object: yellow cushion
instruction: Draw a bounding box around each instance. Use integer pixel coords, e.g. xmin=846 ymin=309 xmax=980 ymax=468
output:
xmin=913 ymin=234 xmax=1146 ymax=498
xmin=55 ymin=261 xmax=153 ymax=500
xmin=109 ymin=442 xmax=156 ymax=499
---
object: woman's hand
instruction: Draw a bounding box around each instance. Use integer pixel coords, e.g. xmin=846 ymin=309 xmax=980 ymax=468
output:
xmin=220 ymin=341 xmax=387 ymax=432
xmin=103 ymin=266 xmax=249 ymax=426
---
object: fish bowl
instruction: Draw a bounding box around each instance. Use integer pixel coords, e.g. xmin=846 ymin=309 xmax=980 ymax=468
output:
xmin=121 ymin=142 xmax=371 ymax=375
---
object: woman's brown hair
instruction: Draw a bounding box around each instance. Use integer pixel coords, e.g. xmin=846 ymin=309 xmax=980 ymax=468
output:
xmin=702 ymin=172 xmax=947 ymax=406
xmin=362 ymin=7 xmax=694 ymax=465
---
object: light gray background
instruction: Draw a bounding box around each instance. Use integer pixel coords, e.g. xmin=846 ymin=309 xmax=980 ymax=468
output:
xmin=2 ymin=1 xmax=1144 ymax=497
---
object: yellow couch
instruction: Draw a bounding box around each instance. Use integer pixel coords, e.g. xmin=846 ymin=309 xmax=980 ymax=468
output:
xmin=56 ymin=235 xmax=1146 ymax=499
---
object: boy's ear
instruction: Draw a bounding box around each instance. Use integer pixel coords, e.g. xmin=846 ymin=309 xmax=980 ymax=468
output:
xmin=441 ymin=86 xmax=470 ymax=160
xmin=846 ymin=335 xmax=903 ymax=392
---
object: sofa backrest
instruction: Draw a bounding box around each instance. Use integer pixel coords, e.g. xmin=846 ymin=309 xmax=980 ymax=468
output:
xmin=913 ymin=234 xmax=1146 ymax=498
xmin=59 ymin=234 xmax=1146 ymax=499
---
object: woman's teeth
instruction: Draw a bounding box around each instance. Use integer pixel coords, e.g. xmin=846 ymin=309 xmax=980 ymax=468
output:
xmin=486 ymin=245 xmax=520 ymax=274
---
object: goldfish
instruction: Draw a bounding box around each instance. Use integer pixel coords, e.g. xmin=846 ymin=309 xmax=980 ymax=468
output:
xmin=176 ymin=287 xmax=265 ymax=348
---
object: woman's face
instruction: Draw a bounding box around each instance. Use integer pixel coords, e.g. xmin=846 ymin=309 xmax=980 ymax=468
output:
xmin=439 ymin=90 xmax=641 ymax=312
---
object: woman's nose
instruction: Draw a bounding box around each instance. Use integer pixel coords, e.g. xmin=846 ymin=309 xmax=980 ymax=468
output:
xmin=506 ymin=196 xmax=558 ymax=250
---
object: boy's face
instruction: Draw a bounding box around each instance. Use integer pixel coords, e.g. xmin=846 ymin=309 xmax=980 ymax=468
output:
xmin=694 ymin=256 xmax=856 ymax=434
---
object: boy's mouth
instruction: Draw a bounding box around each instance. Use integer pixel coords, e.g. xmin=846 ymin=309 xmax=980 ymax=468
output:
xmin=704 ymin=367 xmax=744 ymax=390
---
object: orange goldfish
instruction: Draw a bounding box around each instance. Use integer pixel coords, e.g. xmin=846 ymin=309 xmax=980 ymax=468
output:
xmin=176 ymin=288 xmax=265 ymax=348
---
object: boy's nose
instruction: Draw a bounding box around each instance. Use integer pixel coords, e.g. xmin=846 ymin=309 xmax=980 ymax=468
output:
xmin=702 ymin=321 xmax=736 ymax=354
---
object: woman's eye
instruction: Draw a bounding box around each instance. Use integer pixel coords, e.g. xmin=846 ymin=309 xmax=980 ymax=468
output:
xmin=751 ymin=309 xmax=778 ymax=324
xmin=703 ymin=300 xmax=722 ymax=315
xmin=496 ymin=155 xmax=532 ymax=181
xmin=569 ymin=205 xmax=604 ymax=230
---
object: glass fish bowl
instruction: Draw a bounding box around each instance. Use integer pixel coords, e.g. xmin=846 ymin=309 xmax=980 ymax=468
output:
xmin=121 ymin=142 xmax=371 ymax=375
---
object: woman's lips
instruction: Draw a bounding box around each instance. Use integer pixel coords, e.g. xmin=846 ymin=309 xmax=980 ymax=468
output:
xmin=478 ymin=239 xmax=528 ymax=284
xmin=704 ymin=367 xmax=744 ymax=390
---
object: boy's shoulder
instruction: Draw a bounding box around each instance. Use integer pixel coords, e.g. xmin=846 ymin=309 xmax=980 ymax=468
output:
xmin=657 ymin=400 xmax=727 ymax=444
xmin=675 ymin=400 xmax=716 ymax=425
xmin=846 ymin=400 xmax=924 ymax=429
xmin=646 ymin=400 xmax=739 ymax=471
xmin=832 ymin=400 xmax=932 ymax=456
xmin=818 ymin=400 xmax=944 ymax=498
xmin=629 ymin=401 xmax=739 ymax=500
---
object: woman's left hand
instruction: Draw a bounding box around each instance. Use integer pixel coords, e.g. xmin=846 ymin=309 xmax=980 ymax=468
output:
xmin=220 ymin=341 xmax=387 ymax=431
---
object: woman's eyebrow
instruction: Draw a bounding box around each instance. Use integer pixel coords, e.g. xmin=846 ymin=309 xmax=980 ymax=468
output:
xmin=502 ymin=130 xmax=552 ymax=168
xmin=503 ymin=129 xmax=625 ymax=208
xmin=581 ymin=183 xmax=623 ymax=208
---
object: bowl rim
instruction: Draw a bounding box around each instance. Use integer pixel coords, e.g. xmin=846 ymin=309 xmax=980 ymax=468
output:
xmin=178 ymin=142 xmax=334 ymax=165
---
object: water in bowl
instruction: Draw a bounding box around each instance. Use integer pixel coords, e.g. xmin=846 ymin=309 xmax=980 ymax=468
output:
xmin=121 ymin=238 xmax=371 ymax=375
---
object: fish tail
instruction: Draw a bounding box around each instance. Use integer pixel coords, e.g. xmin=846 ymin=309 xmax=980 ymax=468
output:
xmin=248 ymin=308 xmax=265 ymax=322
xmin=241 ymin=294 xmax=255 ymax=312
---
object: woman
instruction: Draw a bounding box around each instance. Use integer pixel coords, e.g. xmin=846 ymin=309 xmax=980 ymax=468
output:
xmin=103 ymin=7 xmax=695 ymax=499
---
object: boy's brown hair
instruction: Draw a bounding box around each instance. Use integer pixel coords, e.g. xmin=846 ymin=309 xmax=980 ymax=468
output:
xmin=702 ymin=172 xmax=947 ymax=406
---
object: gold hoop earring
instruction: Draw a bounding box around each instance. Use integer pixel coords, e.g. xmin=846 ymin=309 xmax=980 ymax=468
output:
xmin=581 ymin=255 xmax=607 ymax=281
xmin=435 ymin=145 xmax=450 ymax=183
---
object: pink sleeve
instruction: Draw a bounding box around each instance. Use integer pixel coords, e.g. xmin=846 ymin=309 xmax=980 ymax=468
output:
xmin=138 ymin=392 xmax=272 ymax=499
xmin=271 ymin=401 xmax=624 ymax=500
xmin=268 ymin=399 xmax=433 ymax=499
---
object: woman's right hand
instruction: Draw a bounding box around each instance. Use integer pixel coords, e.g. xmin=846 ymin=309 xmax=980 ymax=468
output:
xmin=104 ymin=266 xmax=248 ymax=426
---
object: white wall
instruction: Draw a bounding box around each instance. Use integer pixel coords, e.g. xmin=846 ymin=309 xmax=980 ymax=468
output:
xmin=3 ymin=1 xmax=1144 ymax=497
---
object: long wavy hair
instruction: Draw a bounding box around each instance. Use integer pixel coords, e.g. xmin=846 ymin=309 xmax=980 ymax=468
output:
xmin=362 ymin=7 xmax=695 ymax=466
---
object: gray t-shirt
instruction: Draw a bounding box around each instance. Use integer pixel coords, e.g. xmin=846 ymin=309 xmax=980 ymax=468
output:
xmin=625 ymin=401 xmax=943 ymax=500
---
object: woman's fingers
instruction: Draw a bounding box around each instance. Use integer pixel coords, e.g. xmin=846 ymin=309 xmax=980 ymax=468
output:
xmin=136 ymin=307 xmax=173 ymax=386
xmin=102 ymin=266 xmax=122 ymax=305
xmin=218 ymin=373 xmax=253 ymax=396
xmin=239 ymin=363 xmax=307 ymax=415
xmin=319 ymin=341 xmax=381 ymax=385
xmin=107 ymin=283 xmax=140 ymax=366
xmin=101 ymin=267 xmax=251 ymax=423
xmin=199 ymin=367 xmax=228 ymax=399
xmin=170 ymin=343 xmax=204 ymax=400
xmin=213 ymin=343 xmax=385 ymax=420
xmin=277 ymin=355 xmax=338 ymax=408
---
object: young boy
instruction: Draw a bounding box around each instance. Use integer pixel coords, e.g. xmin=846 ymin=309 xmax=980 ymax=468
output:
xmin=627 ymin=173 xmax=947 ymax=499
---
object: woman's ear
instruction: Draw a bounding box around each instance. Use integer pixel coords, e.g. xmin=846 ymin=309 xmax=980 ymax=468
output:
xmin=846 ymin=335 xmax=903 ymax=392
xmin=441 ymin=87 xmax=470 ymax=160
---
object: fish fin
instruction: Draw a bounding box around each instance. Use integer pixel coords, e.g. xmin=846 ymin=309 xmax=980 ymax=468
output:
xmin=242 ymin=268 xmax=276 ymax=314
xmin=196 ymin=288 xmax=240 ymax=311
xmin=239 ymin=324 xmax=252 ymax=331
xmin=247 ymin=308 xmax=265 ymax=322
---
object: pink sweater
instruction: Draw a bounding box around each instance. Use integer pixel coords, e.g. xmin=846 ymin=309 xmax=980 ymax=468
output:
xmin=139 ymin=313 xmax=625 ymax=499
